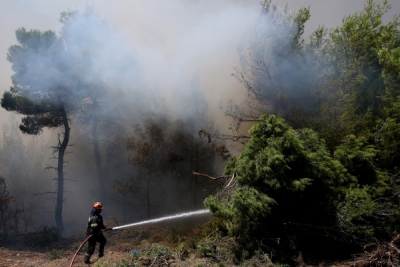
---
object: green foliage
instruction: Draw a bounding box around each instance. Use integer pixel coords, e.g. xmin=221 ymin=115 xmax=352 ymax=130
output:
xmin=323 ymin=0 xmax=389 ymax=116
xmin=1 ymin=28 xmax=68 ymax=135
xmin=141 ymin=242 xmax=173 ymax=259
xmin=302 ymin=1 xmax=400 ymax=246
xmin=205 ymin=114 xmax=392 ymax=263
xmin=334 ymin=135 xmax=377 ymax=184
xmin=195 ymin=236 xmax=236 ymax=263
xmin=337 ymin=187 xmax=378 ymax=238
xmin=1 ymin=17 xmax=102 ymax=124
xmin=196 ymin=239 xmax=217 ymax=259
xmin=48 ymin=249 xmax=61 ymax=260
xmin=177 ymin=242 xmax=189 ymax=260
xmin=316 ymin=0 xmax=400 ymax=160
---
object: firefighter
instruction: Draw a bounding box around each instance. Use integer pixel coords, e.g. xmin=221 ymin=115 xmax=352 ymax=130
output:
xmin=84 ymin=202 xmax=111 ymax=264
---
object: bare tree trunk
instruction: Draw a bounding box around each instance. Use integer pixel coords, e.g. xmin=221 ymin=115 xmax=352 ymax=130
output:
xmin=92 ymin=117 xmax=105 ymax=200
xmin=193 ymin=143 xmax=198 ymax=207
xmin=193 ymin=143 xmax=199 ymax=208
xmin=0 ymin=209 xmax=5 ymax=235
xmin=55 ymin=109 xmax=70 ymax=235
xmin=13 ymin=201 xmax=19 ymax=234
xmin=146 ymin=176 xmax=151 ymax=219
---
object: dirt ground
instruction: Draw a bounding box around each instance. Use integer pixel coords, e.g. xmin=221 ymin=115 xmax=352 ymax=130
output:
xmin=0 ymin=220 xmax=372 ymax=267
xmin=0 ymin=238 xmax=358 ymax=267
xmin=1 ymin=222 xmax=396 ymax=267
xmin=0 ymin=241 xmax=220 ymax=267
xmin=0 ymin=245 xmax=128 ymax=267
xmin=0 ymin=224 xmax=219 ymax=267
xmin=0 ymin=246 xmax=358 ymax=267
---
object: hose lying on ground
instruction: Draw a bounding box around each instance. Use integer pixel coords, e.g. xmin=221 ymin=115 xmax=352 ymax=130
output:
xmin=69 ymin=234 xmax=93 ymax=267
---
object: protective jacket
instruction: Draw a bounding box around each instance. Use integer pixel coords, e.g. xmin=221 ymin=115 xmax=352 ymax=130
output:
xmin=86 ymin=208 xmax=106 ymax=236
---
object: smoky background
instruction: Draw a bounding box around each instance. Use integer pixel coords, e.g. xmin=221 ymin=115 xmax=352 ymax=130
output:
xmin=0 ymin=0 xmax=260 ymax=236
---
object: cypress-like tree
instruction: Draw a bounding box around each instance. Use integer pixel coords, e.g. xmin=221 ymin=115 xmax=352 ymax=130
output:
xmin=205 ymin=115 xmax=392 ymax=263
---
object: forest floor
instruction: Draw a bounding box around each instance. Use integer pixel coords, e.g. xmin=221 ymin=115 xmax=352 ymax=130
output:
xmin=0 ymin=222 xmax=233 ymax=267
xmin=0 ymin=245 xmax=356 ymax=267
xmin=0 ymin=238 xmax=216 ymax=267
xmin=0 ymin=222 xmax=377 ymax=267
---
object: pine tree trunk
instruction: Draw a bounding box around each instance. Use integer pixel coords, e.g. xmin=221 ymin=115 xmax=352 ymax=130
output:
xmin=92 ymin=117 xmax=105 ymax=200
xmin=55 ymin=109 xmax=70 ymax=235
xmin=146 ymin=176 xmax=151 ymax=219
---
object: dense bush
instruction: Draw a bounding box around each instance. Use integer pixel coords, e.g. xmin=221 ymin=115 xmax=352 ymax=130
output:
xmin=205 ymin=115 xmax=395 ymax=264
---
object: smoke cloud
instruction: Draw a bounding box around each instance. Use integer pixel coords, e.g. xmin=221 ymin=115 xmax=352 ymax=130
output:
xmin=1 ymin=0 xmax=398 ymax=235
xmin=0 ymin=0 xmax=262 ymax=235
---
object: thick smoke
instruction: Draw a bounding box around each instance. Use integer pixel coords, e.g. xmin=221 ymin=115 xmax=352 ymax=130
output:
xmin=1 ymin=0 xmax=263 ymax=235
xmin=3 ymin=0 xmax=397 ymax=235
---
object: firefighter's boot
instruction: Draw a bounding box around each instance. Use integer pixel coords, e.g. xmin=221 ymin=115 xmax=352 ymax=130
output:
xmin=98 ymin=244 xmax=105 ymax=258
xmin=84 ymin=253 xmax=91 ymax=264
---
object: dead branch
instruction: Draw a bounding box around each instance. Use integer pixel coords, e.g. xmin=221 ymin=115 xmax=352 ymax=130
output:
xmin=225 ymin=174 xmax=236 ymax=188
xmin=0 ymin=196 xmax=15 ymax=204
xmin=32 ymin=192 xmax=57 ymax=196
xmin=192 ymin=171 xmax=230 ymax=180
xmin=351 ymin=235 xmax=400 ymax=267
xmin=110 ymin=216 xmax=119 ymax=227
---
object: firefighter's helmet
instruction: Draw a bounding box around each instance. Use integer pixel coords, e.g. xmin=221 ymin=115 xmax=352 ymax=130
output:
xmin=93 ymin=202 xmax=103 ymax=210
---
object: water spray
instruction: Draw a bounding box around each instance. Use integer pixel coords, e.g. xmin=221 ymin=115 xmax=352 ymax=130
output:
xmin=70 ymin=209 xmax=211 ymax=267
xmin=112 ymin=209 xmax=210 ymax=230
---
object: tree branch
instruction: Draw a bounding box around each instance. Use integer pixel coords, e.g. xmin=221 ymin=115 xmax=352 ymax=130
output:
xmin=0 ymin=196 xmax=15 ymax=204
xmin=192 ymin=171 xmax=230 ymax=180
xmin=33 ymin=191 xmax=57 ymax=196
